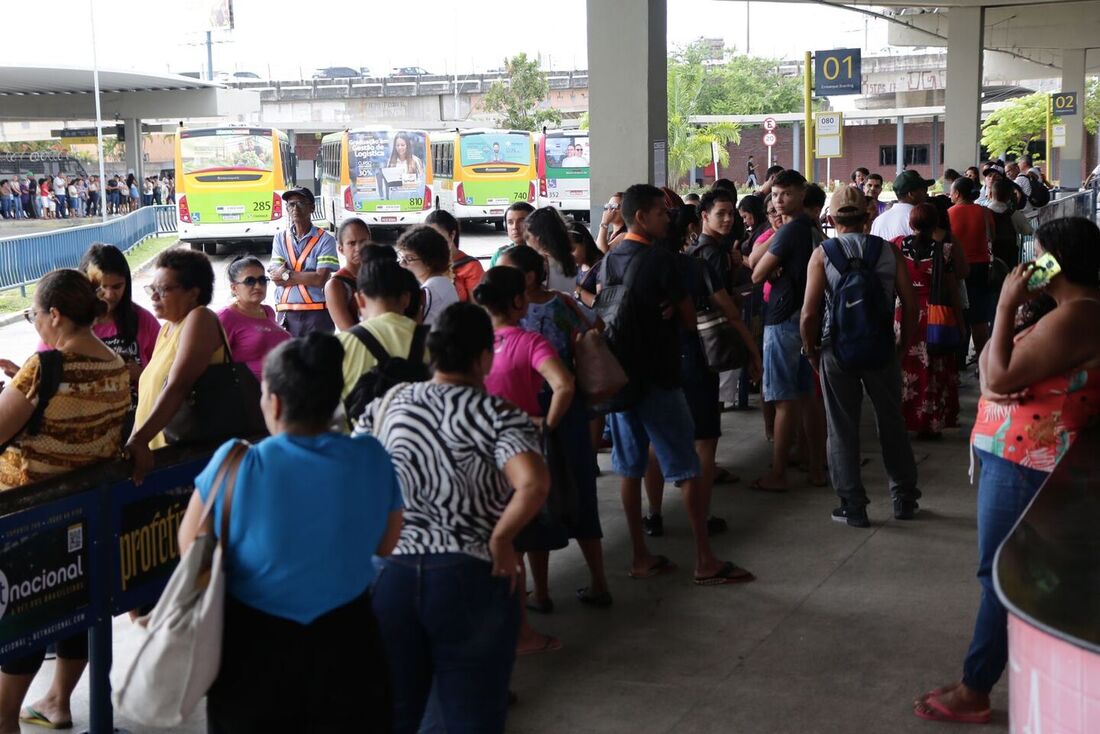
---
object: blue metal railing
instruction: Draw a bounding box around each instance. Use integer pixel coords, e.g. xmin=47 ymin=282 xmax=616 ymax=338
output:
xmin=0 ymin=206 xmax=178 ymax=294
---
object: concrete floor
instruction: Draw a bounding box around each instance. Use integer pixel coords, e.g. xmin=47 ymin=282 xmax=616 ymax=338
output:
xmin=23 ymin=376 xmax=1007 ymax=733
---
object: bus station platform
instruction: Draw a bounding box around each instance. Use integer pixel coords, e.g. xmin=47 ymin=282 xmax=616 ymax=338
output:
xmin=22 ymin=376 xmax=1005 ymax=734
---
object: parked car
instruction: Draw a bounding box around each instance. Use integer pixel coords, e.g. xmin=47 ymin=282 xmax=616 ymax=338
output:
xmin=359 ymin=66 xmax=373 ymax=78
xmin=388 ymin=66 xmax=431 ymax=77
xmin=313 ymin=66 xmax=361 ymax=79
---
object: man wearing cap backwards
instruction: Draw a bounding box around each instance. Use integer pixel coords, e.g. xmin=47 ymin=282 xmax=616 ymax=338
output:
xmin=801 ymin=186 xmax=920 ymax=528
xmin=267 ymin=187 xmax=340 ymax=336
xmin=870 ymin=170 xmax=934 ymax=241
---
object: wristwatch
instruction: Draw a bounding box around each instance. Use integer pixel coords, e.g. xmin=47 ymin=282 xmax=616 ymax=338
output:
xmin=281 ymin=270 xmax=291 ymax=282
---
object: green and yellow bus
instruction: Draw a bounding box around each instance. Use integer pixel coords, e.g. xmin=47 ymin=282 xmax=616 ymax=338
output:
xmin=174 ymin=126 xmax=296 ymax=254
xmin=317 ymin=126 xmax=433 ymax=230
xmin=536 ymin=129 xmax=590 ymax=221
xmin=430 ymin=129 xmax=534 ymax=228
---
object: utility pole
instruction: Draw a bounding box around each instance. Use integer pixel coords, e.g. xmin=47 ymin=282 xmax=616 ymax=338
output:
xmin=206 ymin=31 xmax=213 ymax=80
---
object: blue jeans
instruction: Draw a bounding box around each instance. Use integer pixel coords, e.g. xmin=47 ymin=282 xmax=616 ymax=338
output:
xmin=608 ymin=385 xmax=700 ymax=481
xmin=763 ymin=316 xmax=812 ymax=402
xmin=962 ymin=449 xmax=1048 ymax=693
xmin=372 ymin=553 xmax=519 ymax=734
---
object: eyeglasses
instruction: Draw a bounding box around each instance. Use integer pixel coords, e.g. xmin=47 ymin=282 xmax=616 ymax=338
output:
xmin=234 ymin=276 xmax=270 ymax=288
xmin=397 ymin=254 xmax=421 ymax=266
xmin=285 ymin=200 xmax=310 ymax=209
xmin=143 ymin=284 xmax=183 ymax=299
xmin=23 ymin=308 xmax=39 ymax=324
xmin=603 ymin=204 xmax=620 ymax=211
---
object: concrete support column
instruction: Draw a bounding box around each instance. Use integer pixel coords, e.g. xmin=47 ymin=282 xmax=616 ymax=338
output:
xmin=943 ymin=6 xmax=985 ymax=171
xmin=587 ymin=0 xmax=666 ymax=225
xmin=123 ymin=118 xmax=144 ymax=184
xmin=896 ymin=117 xmax=905 ymax=175
xmin=1059 ymin=48 xmax=1086 ymax=188
xmin=931 ymin=115 xmax=940 ymax=180
xmin=792 ymin=121 xmax=801 ymax=173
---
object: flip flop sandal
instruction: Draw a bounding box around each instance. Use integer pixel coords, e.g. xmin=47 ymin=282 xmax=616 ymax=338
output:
xmin=912 ymin=691 xmax=992 ymax=724
xmin=628 ymin=555 xmax=677 ymax=579
xmin=20 ymin=708 xmax=73 ymax=730
xmin=713 ymin=468 xmax=740 ymax=484
xmin=694 ymin=561 xmax=756 ymax=586
xmin=516 ymin=634 xmax=563 ymax=657
xmin=576 ymin=587 xmax=613 ymax=608
xmin=749 ymin=479 xmax=787 ymax=493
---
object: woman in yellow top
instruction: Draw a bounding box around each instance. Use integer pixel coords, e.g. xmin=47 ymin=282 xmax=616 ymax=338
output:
xmin=127 ymin=249 xmax=225 ymax=482
xmin=0 ymin=269 xmax=130 ymax=732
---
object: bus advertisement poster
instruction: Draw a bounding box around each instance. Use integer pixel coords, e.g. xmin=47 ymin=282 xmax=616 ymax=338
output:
xmin=0 ymin=494 xmax=99 ymax=665
xmin=348 ymin=131 xmax=427 ymax=212
xmin=109 ymin=457 xmax=210 ymax=615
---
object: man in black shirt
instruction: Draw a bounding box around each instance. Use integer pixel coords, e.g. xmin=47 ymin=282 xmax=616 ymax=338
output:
xmin=689 ymin=189 xmax=740 ymax=294
xmin=600 ymin=184 xmax=752 ymax=586
xmin=750 ymin=170 xmax=826 ymax=492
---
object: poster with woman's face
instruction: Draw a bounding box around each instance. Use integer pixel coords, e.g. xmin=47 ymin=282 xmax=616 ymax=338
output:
xmin=347 ymin=130 xmax=427 ymax=212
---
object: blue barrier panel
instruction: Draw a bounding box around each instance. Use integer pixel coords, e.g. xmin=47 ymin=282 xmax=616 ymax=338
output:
xmin=0 ymin=493 xmax=102 ymax=664
xmin=0 ymin=206 xmax=178 ymax=292
xmin=0 ymin=443 xmax=216 ymax=733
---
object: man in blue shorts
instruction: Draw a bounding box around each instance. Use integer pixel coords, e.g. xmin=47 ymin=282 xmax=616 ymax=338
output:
xmin=599 ymin=183 xmax=753 ymax=586
xmin=750 ymin=169 xmax=826 ymax=491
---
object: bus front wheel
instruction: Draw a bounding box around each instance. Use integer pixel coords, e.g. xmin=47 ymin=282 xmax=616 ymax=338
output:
xmin=203 ymin=242 xmax=217 ymax=256
xmin=189 ymin=242 xmax=203 ymax=252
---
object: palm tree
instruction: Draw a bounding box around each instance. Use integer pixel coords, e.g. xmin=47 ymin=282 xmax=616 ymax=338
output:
xmin=666 ymin=60 xmax=740 ymax=186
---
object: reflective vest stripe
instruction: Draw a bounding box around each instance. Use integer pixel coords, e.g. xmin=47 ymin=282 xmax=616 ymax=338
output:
xmin=277 ymin=229 xmax=326 ymax=310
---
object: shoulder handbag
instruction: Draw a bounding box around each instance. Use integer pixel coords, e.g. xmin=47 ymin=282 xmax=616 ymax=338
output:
xmin=925 ymin=240 xmax=961 ymax=355
xmin=560 ymin=291 xmax=628 ymax=405
xmin=163 ymin=325 xmax=266 ymax=446
xmin=111 ymin=440 xmax=249 ymax=726
xmin=0 ymin=350 xmax=63 ymax=453
xmin=695 ymin=263 xmax=748 ymax=372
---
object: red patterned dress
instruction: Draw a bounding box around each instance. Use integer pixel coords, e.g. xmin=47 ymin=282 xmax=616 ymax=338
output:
xmin=894 ymin=236 xmax=960 ymax=434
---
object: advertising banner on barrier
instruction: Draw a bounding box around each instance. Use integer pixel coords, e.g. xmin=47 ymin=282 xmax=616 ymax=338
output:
xmin=0 ymin=494 xmax=99 ymax=664
xmin=110 ymin=457 xmax=210 ymax=615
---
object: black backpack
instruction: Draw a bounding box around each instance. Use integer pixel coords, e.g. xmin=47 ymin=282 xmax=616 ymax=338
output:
xmin=343 ymin=325 xmax=430 ymax=425
xmin=1026 ymin=172 xmax=1051 ymax=208
xmin=591 ymin=251 xmax=646 ymax=411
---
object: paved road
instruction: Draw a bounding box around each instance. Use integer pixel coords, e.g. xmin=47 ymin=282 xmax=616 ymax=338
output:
xmin=0 ymin=223 xmax=509 ymax=369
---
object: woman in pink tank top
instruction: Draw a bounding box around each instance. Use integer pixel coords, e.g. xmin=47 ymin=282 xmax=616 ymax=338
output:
xmin=915 ymin=217 xmax=1100 ymax=724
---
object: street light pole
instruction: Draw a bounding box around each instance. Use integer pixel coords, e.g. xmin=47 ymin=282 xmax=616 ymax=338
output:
xmin=90 ymin=0 xmax=107 ymax=223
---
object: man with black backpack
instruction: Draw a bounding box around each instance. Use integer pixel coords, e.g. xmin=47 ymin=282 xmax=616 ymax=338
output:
xmin=596 ymin=184 xmax=753 ymax=586
xmin=800 ymin=187 xmax=920 ymax=528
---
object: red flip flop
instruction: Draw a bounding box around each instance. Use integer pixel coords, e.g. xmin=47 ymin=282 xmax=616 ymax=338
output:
xmin=913 ymin=690 xmax=992 ymax=724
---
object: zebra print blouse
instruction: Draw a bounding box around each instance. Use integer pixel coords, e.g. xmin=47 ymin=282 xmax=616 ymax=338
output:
xmin=354 ymin=382 xmax=540 ymax=561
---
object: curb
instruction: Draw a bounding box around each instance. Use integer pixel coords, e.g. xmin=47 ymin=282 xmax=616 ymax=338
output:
xmin=0 ymin=237 xmax=181 ymax=330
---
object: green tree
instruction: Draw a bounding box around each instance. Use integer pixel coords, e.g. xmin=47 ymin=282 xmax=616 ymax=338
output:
xmin=981 ymin=92 xmax=1051 ymax=161
xmin=1085 ymin=78 xmax=1099 ymax=136
xmin=666 ymin=44 xmax=741 ymax=184
xmin=482 ymin=53 xmax=562 ymax=131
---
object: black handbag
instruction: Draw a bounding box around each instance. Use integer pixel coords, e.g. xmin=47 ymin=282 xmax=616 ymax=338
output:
xmin=163 ymin=329 xmax=266 ymax=446
xmin=695 ymin=265 xmax=748 ymax=372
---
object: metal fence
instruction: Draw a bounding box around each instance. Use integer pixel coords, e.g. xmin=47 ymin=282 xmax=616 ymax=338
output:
xmin=1019 ymin=188 xmax=1098 ymax=263
xmin=0 ymin=205 xmax=178 ymax=295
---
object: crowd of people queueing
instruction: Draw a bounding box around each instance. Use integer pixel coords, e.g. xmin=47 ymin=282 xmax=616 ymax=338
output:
xmin=0 ymin=166 xmax=1098 ymax=732
xmin=0 ymin=172 xmax=173 ymax=220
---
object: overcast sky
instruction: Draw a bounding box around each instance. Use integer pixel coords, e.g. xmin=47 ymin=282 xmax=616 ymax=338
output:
xmin=27 ymin=0 xmax=894 ymax=79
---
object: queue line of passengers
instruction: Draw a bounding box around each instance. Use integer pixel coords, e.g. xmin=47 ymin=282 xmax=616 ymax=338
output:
xmin=0 ymin=173 xmax=1098 ymax=732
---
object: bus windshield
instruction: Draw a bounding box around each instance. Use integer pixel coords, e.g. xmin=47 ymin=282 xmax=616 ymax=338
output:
xmin=180 ymin=130 xmax=274 ymax=175
xmin=460 ymin=132 xmax=530 ymax=168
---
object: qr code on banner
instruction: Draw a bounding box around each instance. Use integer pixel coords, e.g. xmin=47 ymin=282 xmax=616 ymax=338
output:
xmin=67 ymin=524 xmax=83 ymax=553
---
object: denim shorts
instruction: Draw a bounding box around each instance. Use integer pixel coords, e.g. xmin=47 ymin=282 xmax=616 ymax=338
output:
xmin=608 ymin=386 xmax=700 ymax=481
xmin=762 ymin=317 xmax=812 ymax=402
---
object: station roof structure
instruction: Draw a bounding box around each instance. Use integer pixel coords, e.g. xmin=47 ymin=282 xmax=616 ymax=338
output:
xmin=0 ymin=66 xmax=258 ymax=121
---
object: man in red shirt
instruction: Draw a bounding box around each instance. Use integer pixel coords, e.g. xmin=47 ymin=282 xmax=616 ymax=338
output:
xmin=947 ymin=177 xmax=995 ymax=364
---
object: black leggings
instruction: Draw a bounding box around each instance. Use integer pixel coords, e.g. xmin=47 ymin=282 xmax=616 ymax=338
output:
xmin=1 ymin=633 xmax=87 ymax=676
xmin=206 ymin=590 xmax=392 ymax=734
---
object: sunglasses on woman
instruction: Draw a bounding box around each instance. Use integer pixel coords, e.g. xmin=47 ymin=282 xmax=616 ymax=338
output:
xmin=234 ymin=276 xmax=270 ymax=288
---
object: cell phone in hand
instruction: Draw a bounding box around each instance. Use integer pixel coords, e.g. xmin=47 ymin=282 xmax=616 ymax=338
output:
xmin=1027 ymin=252 xmax=1062 ymax=291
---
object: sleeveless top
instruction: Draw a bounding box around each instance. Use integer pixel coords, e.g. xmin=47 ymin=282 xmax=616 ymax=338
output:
xmin=134 ymin=311 xmax=227 ymax=450
xmin=972 ymin=320 xmax=1100 ymax=473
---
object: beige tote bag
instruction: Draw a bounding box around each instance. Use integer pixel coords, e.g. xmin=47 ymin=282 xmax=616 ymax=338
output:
xmin=111 ymin=440 xmax=248 ymax=726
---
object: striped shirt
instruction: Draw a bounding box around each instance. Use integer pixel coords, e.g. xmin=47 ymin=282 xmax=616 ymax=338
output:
xmin=270 ymin=224 xmax=339 ymax=306
xmin=354 ymin=382 xmax=540 ymax=561
xmin=1 ymin=351 xmax=130 ymax=490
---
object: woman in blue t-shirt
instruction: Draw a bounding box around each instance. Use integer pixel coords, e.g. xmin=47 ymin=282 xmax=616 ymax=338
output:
xmin=178 ymin=333 xmax=403 ymax=732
